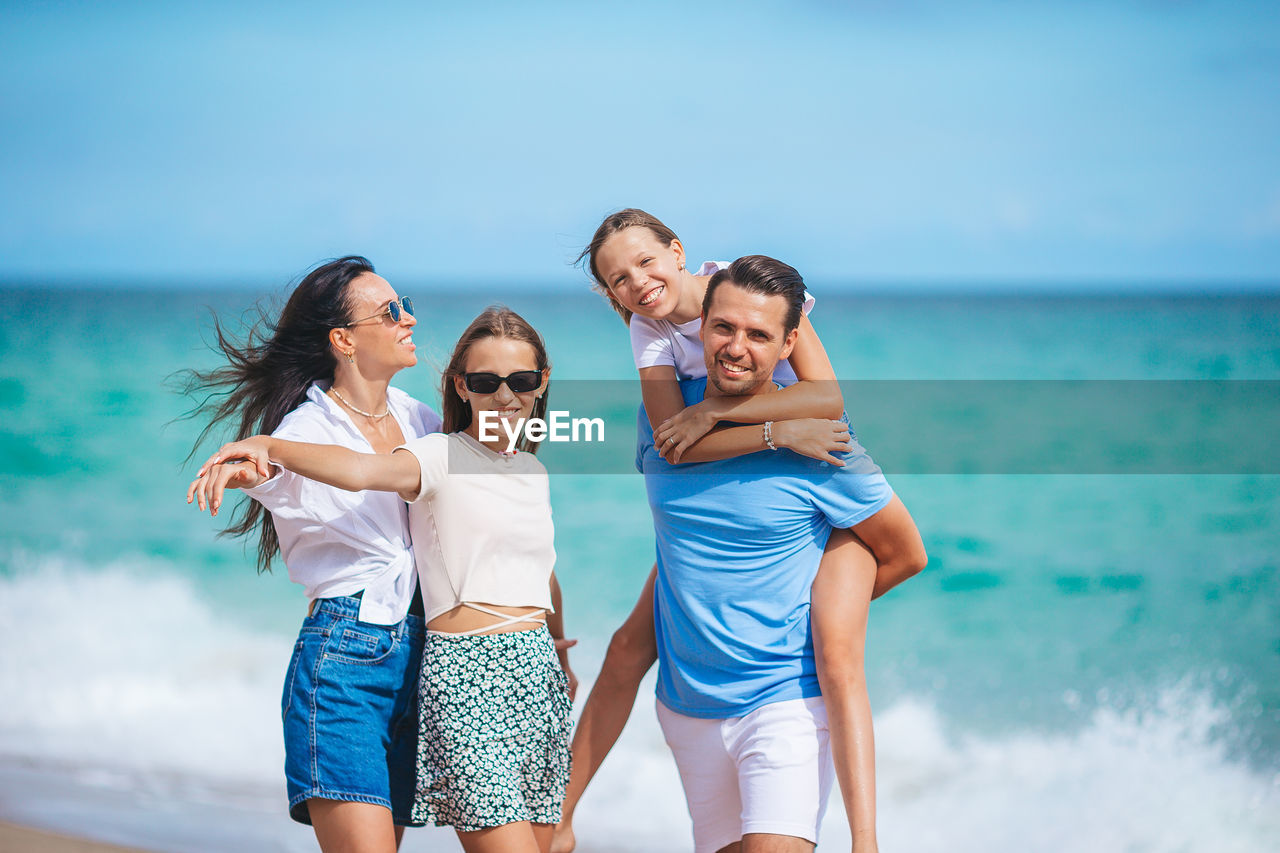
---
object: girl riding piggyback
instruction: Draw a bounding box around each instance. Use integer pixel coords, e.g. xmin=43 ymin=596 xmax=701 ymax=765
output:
xmin=553 ymin=210 xmax=926 ymax=853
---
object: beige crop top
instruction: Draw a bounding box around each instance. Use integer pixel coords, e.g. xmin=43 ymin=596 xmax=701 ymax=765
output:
xmin=395 ymin=431 xmax=556 ymax=626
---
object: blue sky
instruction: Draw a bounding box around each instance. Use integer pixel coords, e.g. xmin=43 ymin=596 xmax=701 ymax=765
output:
xmin=2 ymin=1 xmax=1278 ymax=289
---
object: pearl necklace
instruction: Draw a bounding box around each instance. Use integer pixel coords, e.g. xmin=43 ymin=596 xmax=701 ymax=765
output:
xmin=330 ymin=387 xmax=390 ymax=420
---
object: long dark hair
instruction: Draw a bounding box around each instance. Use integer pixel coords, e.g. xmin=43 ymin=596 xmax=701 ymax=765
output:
xmin=576 ymin=208 xmax=682 ymax=325
xmin=442 ymin=306 xmax=551 ymax=454
xmin=181 ymin=256 xmax=372 ymax=572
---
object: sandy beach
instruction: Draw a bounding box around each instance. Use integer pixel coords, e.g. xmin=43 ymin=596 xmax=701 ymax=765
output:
xmin=0 ymin=761 xmax=464 ymax=853
xmin=0 ymin=821 xmax=146 ymax=853
xmin=0 ymin=818 xmax=461 ymax=853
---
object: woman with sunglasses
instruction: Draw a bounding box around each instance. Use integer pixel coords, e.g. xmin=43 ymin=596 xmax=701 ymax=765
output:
xmin=190 ymin=307 xmax=575 ymax=853
xmin=183 ymin=256 xmax=440 ymax=853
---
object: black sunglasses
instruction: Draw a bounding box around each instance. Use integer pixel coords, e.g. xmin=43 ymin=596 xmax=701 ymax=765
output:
xmin=348 ymin=296 xmax=414 ymax=326
xmin=462 ymin=370 xmax=543 ymax=394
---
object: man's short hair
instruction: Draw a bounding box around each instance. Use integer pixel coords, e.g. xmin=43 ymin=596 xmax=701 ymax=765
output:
xmin=702 ymin=255 xmax=806 ymax=335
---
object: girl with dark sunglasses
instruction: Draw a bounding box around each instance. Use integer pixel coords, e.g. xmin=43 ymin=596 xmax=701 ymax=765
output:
xmin=190 ymin=306 xmax=575 ymax=853
xmin=182 ymin=256 xmax=439 ymax=852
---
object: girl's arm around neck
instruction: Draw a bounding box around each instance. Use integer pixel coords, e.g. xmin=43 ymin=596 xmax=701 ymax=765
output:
xmin=639 ymin=364 xmax=689 ymax=432
xmin=653 ymin=315 xmax=846 ymax=463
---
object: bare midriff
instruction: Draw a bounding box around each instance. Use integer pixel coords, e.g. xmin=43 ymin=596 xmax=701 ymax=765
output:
xmin=427 ymin=602 xmax=546 ymax=635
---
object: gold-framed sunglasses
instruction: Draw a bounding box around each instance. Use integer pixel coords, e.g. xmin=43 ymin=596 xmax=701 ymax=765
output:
xmin=347 ymin=296 xmax=414 ymax=326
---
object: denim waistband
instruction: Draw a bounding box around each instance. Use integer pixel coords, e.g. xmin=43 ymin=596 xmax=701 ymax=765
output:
xmin=311 ymin=594 xmax=425 ymax=627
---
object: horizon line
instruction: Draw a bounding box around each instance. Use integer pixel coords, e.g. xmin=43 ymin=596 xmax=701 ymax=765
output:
xmin=2 ymin=276 xmax=1279 ymax=296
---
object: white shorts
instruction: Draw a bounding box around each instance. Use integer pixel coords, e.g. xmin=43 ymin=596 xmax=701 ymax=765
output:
xmin=657 ymin=695 xmax=834 ymax=853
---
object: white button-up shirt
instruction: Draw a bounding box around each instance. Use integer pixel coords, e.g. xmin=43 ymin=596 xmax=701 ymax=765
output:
xmin=244 ymin=382 xmax=442 ymax=624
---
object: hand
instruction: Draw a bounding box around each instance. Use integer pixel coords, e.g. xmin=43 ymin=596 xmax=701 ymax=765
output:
xmin=554 ymin=637 xmax=579 ymax=701
xmin=654 ymin=402 xmax=720 ymax=464
xmin=186 ymin=461 xmax=267 ymax=516
xmin=771 ymin=418 xmax=851 ymax=465
xmin=196 ymin=435 xmax=274 ymax=480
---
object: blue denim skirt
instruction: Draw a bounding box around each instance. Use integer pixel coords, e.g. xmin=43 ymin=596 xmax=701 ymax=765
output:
xmin=281 ymin=595 xmax=426 ymax=825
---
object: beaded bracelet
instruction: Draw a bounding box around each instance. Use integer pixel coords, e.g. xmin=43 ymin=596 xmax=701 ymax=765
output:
xmin=763 ymin=420 xmax=778 ymax=451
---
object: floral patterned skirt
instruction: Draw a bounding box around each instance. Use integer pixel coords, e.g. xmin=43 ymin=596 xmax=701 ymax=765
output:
xmin=411 ymin=625 xmax=573 ymax=831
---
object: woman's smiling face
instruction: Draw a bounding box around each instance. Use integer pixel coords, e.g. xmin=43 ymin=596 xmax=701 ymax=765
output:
xmin=342 ymin=272 xmax=418 ymax=374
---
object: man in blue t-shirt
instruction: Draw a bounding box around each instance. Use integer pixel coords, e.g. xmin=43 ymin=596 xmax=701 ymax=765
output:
xmin=637 ymin=256 xmax=925 ymax=853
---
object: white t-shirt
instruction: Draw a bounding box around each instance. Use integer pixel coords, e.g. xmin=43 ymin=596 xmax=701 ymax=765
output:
xmin=244 ymin=382 xmax=442 ymax=625
xmin=396 ymin=432 xmax=556 ymax=624
xmin=629 ymin=261 xmax=815 ymax=381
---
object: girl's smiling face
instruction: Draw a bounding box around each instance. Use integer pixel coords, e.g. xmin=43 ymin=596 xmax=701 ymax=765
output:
xmin=593 ymin=226 xmax=688 ymax=321
xmin=454 ymin=336 xmax=548 ymax=446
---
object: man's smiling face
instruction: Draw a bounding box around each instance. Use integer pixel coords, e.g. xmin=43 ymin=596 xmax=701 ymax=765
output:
xmin=700 ymin=281 xmax=799 ymax=397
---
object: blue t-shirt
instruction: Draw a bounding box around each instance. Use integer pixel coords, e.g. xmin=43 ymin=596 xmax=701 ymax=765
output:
xmin=637 ymin=379 xmax=894 ymax=719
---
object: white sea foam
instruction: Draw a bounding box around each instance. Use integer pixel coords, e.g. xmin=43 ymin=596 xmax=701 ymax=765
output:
xmin=0 ymin=552 xmax=288 ymax=797
xmin=2 ymin=557 xmax=1277 ymax=851
xmin=567 ymin=686 xmax=1279 ymax=852
xmin=872 ymin=696 xmax=1280 ymax=852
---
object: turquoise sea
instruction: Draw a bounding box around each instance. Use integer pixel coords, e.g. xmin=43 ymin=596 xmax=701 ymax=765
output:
xmin=1 ymin=284 xmax=1278 ymax=851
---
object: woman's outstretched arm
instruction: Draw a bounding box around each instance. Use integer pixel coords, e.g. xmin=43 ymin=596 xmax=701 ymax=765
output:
xmin=191 ymin=435 xmax=422 ymax=508
xmin=186 ymin=460 xmax=271 ymax=515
